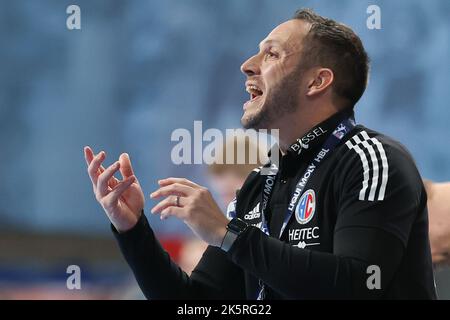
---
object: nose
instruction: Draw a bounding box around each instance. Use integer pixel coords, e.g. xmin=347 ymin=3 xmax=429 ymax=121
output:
xmin=240 ymin=54 xmax=261 ymax=77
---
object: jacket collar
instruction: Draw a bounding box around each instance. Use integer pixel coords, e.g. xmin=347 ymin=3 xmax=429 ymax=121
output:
xmin=285 ymin=108 xmax=354 ymax=160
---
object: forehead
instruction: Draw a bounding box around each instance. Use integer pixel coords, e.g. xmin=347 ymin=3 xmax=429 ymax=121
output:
xmin=260 ymin=19 xmax=310 ymax=51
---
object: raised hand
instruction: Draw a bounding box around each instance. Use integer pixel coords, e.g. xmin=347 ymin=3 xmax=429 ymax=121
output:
xmin=84 ymin=146 xmax=145 ymax=232
xmin=150 ymin=178 xmax=229 ymax=247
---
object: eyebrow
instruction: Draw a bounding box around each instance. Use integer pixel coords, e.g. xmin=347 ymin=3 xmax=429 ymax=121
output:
xmin=258 ymin=39 xmax=282 ymax=51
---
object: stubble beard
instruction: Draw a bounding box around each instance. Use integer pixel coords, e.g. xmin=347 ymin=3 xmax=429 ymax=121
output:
xmin=241 ymin=67 xmax=302 ymax=130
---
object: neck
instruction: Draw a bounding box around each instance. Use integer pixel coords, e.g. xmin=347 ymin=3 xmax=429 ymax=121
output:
xmin=277 ymin=105 xmax=340 ymax=155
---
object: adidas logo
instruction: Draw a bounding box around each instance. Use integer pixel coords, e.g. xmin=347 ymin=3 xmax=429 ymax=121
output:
xmin=244 ymin=203 xmax=261 ymax=220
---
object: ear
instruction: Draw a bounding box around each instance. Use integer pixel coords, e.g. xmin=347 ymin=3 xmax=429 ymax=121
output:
xmin=306 ymin=68 xmax=334 ymax=97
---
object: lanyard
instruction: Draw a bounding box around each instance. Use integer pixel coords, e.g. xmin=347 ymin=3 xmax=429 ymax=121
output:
xmin=256 ymin=117 xmax=355 ymax=299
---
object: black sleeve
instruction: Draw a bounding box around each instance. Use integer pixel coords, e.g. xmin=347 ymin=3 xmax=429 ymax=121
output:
xmin=228 ymin=226 xmax=403 ymax=299
xmin=113 ymin=213 xmax=246 ymax=300
xmin=227 ymin=141 xmax=421 ymax=299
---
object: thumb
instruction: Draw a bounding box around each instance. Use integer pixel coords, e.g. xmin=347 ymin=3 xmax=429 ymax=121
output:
xmin=119 ymin=153 xmax=135 ymax=179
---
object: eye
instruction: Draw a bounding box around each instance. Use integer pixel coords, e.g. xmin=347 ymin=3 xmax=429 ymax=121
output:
xmin=264 ymin=50 xmax=279 ymax=60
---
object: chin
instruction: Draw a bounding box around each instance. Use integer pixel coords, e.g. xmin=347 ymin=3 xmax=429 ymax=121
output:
xmin=241 ymin=101 xmax=267 ymax=129
xmin=241 ymin=112 xmax=265 ymax=130
xmin=241 ymin=111 xmax=257 ymax=129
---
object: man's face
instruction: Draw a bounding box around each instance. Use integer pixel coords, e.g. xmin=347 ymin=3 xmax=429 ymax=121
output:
xmin=240 ymin=19 xmax=310 ymax=130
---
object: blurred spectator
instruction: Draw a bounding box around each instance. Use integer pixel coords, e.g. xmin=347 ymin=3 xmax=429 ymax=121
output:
xmin=207 ymin=134 xmax=268 ymax=207
xmin=177 ymin=134 xmax=267 ymax=275
xmin=424 ymin=180 xmax=450 ymax=266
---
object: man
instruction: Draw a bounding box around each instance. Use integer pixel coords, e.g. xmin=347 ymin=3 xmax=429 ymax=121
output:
xmin=84 ymin=9 xmax=436 ymax=299
xmin=425 ymin=180 xmax=450 ymax=266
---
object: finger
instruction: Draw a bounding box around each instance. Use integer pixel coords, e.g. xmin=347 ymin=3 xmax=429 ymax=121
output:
xmin=119 ymin=153 xmax=135 ymax=179
xmin=150 ymin=183 xmax=194 ymax=199
xmin=87 ymin=151 xmax=106 ymax=186
xmin=151 ymin=195 xmax=185 ymax=214
xmin=84 ymin=146 xmax=95 ymax=166
xmin=89 ymin=159 xmax=119 ymax=189
xmin=104 ymin=175 xmax=136 ymax=205
xmin=98 ymin=165 xmax=120 ymax=188
xmin=158 ymin=177 xmax=200 ymax=189
xmin=160 ymin=205 xmax=184 ymax=220
xmin=97 ymin=161 xmax=120 ymax=197
xmin=84 ymin=148 xmax=125 ymax=188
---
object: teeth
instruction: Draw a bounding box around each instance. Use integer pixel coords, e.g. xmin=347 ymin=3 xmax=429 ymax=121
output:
xmin=246 ymin=85 xmax=263 ymax=94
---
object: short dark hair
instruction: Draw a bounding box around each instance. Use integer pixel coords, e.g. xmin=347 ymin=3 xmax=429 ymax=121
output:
xmin=293 ymin=9 xmax=370 ymax=107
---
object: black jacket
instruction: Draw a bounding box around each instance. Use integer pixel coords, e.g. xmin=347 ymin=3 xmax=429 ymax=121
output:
xmin=113 ymin=110 xmax=437 ymax=300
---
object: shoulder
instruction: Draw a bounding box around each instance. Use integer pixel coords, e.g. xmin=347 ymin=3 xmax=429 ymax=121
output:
xmin=334 ymin=125 xmax=423 ymax=200
xmin=239 ymin=165 xmax=265 ymax=192
xmin=339 ymin=125 xmax=420 ymax=173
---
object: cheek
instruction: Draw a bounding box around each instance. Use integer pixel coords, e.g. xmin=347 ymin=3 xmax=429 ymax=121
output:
xmin=262 ymin=62 xmax=289 ymax=89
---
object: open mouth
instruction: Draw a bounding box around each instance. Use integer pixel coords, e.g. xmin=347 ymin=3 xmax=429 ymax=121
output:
xmin=246 ymin=84 xmax=264 ymax=101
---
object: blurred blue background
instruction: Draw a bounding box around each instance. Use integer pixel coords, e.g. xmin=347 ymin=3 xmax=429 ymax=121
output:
xmin=0 ymin=0 xmax=449 ymax=299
